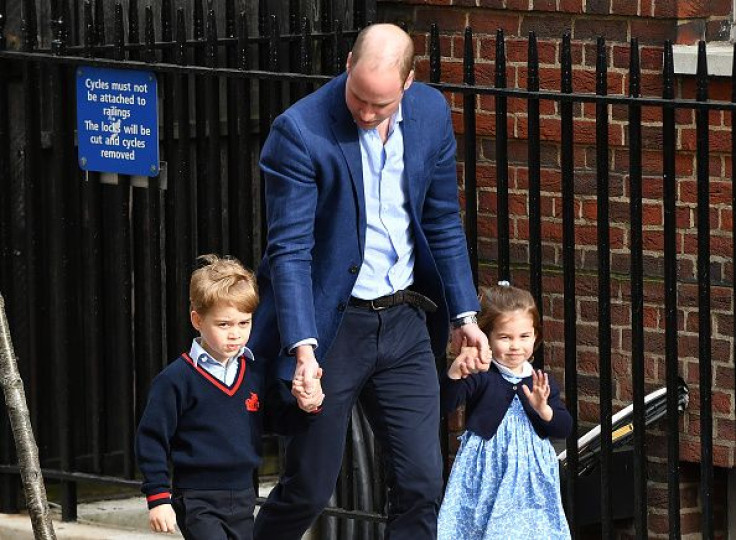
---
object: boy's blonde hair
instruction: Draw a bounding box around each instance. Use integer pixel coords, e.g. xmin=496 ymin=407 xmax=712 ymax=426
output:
xmin=189 ymin=254 xmax=258 ymax=315
xmin=477 ymin=283 xmax=543 ymax=350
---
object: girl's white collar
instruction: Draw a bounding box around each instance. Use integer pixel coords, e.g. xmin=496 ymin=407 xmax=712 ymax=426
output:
xmin=492 ymin=359 xmax=533 ymax=378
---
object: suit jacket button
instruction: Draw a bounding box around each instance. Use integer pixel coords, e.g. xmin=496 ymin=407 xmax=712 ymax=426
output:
xmin=349 ymin=264 xmax=359 ymax=274
xmin=513 ymin=385 xmax=517 ymax=391
xmin=338 ymin=302 xmax=346 ymax=312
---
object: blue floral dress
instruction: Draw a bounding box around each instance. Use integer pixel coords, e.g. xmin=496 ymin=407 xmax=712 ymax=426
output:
xmin=438 ymin=372 xmax=571 ymax=540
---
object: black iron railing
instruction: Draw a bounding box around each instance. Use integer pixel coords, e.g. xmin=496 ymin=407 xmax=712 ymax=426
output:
xmin=0 ymin=1 xmax=734 ymax=538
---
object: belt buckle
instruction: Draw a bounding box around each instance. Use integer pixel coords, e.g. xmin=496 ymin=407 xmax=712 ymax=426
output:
xmin=370 ymin=298 xmax=388 ymax=311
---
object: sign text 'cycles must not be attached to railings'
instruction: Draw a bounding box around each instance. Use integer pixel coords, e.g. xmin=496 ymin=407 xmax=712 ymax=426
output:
xmin=76 ymin=66 xmax=159 ymax=177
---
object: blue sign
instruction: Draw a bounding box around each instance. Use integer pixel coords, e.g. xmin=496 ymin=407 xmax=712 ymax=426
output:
xmin=76 ymin=66 xmax=159 ymax=177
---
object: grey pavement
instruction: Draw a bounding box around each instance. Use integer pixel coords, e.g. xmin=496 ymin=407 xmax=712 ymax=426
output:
xmin=0 ymin=482 xmax=317 ymax=540
xmin=0 ymin=496 xmax=182 ymax=539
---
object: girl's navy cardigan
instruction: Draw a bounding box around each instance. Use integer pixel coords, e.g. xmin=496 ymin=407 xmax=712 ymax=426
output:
xmin=440 ymin=363 xmax=573 ymax=441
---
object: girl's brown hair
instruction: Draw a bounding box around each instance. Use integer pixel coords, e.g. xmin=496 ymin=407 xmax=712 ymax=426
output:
xmin=477 ymin=284 xmax=542 ymax=350
xmin=189 ymin=254 xmax=258 ymax=315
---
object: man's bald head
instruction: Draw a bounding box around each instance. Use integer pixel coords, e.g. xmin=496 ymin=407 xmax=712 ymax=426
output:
xmin=349 ymin=24 xmax=415 ymax=83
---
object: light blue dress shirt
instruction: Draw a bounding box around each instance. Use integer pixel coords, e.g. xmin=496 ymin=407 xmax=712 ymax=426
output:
xmin=189 ymin=338 xmax=254 ymax=385
xmin=351 ymin=105 xmax=414 ymax=300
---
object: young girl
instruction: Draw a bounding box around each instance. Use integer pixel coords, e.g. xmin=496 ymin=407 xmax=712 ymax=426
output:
xmin=438 ymin=282 xmax=572 ymax=539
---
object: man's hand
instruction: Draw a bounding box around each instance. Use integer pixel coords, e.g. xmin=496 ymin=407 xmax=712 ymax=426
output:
xmin=450 ymin=323 xmax=490 ymax=368
xmin=447 ymin=344 xmax=491 ymax=379
xmin=292 ymin=345 xmax=324 ymax=412
xmin=292 ymin=369 xmax=325 ymax=412
xmin=149 ymin=503 xmax=177 ymax=534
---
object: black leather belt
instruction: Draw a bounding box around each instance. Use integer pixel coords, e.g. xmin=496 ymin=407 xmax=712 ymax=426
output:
xmin=348 ymin=290 xmax=438 ymax=313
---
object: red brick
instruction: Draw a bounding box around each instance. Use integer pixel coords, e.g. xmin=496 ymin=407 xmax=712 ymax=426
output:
xmin=532 ymin=0 xmax=557 ymax=11
xmin=520 ymin=14 xmax=574 ymax=39
xmin=611 ymin=0 xmax=639 ymax=16
xmin=716 ymin=418 xmax=735 ymax=441
xmin=653 ymin=0 xmax=677 ymax=17
xmin=712 ymin=392 xmax=733 ymax=415
xmin=640 ymin=45 xmax=665 ymax=71
xmin=415 ymin=8 xmax=468 ymax=33
xmin=586 ymin=0 xmax=610 ymax=14
xmin=706 ymin=19 xmax=732 ymax=42
xmin=469 ymin=12 xmax=522 ymax=37
xmin=579 ymin=399 xmax=600 ymax=421
xmin=576 ymin=19 xmax=629 ymax=42
xmin=559 ymin=0 xmax=584 ymax=13
xmin=397 ymin=0 xmax=453 ymax=4
xmin=677 ymin=0 xmax=730 ymax=17
xmin=675 ymin=20 xmax=705 ymax=46
xmin=504 ymin=38 xmax=557 ymax=64
xmin=631 ymin=19 xmax=677 ymax=45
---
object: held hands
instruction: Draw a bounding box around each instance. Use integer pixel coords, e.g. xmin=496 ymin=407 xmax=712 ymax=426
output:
xmin=149 ymin=503 xmax=177 ymax=534
xmin=447 ymin=341 xmax=492 ymax=380
xmin=450 ymin=322 xmax=491 ymax=367
xmin=522 ymin=369 xmax=553 ymax=422
xmin=292 ymin=345 xmax=325 ymax=413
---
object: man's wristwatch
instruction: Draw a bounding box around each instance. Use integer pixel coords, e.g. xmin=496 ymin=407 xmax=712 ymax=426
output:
xmin=451 ymin=314 xmax=478 ymax=329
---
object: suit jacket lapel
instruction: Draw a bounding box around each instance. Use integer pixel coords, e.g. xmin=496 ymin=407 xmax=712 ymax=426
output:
xmin=399 ymin=90 xmax=420 ymax=216
xmin=330 ymin=75 xmax=366 ymax=254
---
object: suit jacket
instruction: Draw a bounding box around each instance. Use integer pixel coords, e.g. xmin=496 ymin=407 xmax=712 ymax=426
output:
xmin=249 ymin=73 xmax=480 ymax=379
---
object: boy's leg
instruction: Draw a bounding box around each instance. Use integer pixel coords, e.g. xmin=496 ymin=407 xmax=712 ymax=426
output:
xmin=254 ymin=307 xmax=378 ymax=540
xmin=360 ymin=304 xmax=444 ymax=540
xmin=222 ymin=488 xmax=256 ymax=540
xmin=172 ymin=489 xmax=232 ymax=540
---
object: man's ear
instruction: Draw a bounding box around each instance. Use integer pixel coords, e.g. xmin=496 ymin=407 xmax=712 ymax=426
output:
xmin=404 ymin=69 xmax=415 ymax=91
xmin=345 ymin=51 xmax=353 ymax=73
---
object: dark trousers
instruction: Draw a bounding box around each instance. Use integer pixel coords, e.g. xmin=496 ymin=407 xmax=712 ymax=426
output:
xmin=172 ymin=488 xmax=255 ymax=540
xmin=254 ymin=303 xmax=443 ymax=540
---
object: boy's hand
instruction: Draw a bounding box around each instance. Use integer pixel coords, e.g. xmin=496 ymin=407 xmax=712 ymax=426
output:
xmin=522 ymin=369 xmax=553 ymax=421
xmin=292 ymin=368 xmax=324 ymax=412
xmin=447 ymin=344 xmax=491 ymax=380
xmin=149 ymin=503 xmax=177 ymax=534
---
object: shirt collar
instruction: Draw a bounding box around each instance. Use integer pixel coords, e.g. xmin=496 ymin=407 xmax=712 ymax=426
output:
xmin=358 ymin=103 xmax=403 ymax=137
xmin=492 ymin=359 xmax=533 ymax=380
xmin=189 ymin=338 xmax=254 ymax=368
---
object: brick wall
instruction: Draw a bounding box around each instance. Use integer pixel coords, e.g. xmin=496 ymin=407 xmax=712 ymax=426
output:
xmin=379 ymin=0 xmax=734 ymax=536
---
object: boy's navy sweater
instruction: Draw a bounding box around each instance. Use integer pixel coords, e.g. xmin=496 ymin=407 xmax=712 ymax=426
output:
xmin=135 ymin=353 xmax=263 ymax=509
xmin=440 ymin=363 xmax=573 ymax=440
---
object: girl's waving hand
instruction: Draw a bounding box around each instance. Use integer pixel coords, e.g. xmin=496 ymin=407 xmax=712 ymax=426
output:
xmin=522 ymin=369 xmax=553 ymax=422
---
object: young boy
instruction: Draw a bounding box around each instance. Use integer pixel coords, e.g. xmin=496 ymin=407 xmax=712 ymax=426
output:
xmin=135 ymin=254 xmax=322 ymax=539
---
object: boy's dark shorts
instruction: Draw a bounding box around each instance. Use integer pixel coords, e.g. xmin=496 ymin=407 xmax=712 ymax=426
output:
xmin=172 ymin=487 xmax=255 ymax=540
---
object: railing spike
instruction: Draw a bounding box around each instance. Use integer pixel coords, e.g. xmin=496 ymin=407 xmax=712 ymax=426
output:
xmin=238 ymin=11 xmax=249 ymax=71
xmin=206 ymin=0 xmax=218 ymax=68
xmin=112 ymin=2 xmax=124 ymax=61
xmin=144 ymin=5 xmax=155 ymax=63
xmin=463 ymin=26 xmax=474 ymax=85
xmin=430 ymin=23 xmax=441 ymax=84
xmin=175 ymin=7 xmax=186 ymax=65
xmin=528 ymin=31 xmax=538 ymax=92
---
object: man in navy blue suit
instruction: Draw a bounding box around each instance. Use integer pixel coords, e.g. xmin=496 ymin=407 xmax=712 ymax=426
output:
xmin=251 ymin=23 xmax=489 ymax=539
